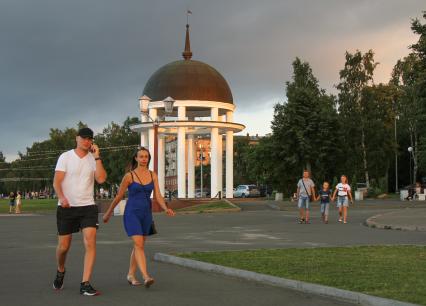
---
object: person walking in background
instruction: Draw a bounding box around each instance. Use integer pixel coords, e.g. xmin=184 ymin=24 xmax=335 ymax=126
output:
xmin=316 ymin=182 xmax=332 ymax=224
xmin=15 ymin=191 xmax=22 ymax=214
xmin=52 ymin=127 xmax=107 ymax=296
xmin=332 ymin=175 xmax=353 ymax=224
xmin=296 ymin=170 xmax=315 ymax=224
xmin=103 ymin=147 xmax=175 ymax=288
xmin=8 ymin=192 xmax=16 ymax=214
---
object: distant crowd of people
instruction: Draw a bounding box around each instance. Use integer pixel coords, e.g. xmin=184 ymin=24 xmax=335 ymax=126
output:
xmin=1 ymin=190 xmax=54 ymax=200
xmin=2 ymin=190 xmax=55 ymax=214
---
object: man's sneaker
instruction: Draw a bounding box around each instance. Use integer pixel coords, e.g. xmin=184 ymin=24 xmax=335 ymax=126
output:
xmin=80 ymin=282 xmax=100 ymax=296
xmin=53 ymin=270 xmax=65 ymax=290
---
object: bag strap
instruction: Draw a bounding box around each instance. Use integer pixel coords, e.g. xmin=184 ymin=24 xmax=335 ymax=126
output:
xmin=301 ymin=179 xmax=310 ymax=196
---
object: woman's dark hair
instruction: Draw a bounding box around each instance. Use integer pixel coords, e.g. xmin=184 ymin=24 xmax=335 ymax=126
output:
xmin=129 ymin=147 xmax=151 ymax=170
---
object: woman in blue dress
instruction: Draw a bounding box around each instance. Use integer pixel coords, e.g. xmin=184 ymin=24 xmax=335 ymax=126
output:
xmin=103 ymin=147 xmax=175 ymax=287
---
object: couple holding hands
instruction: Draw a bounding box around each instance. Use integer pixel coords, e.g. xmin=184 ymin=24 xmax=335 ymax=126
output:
xmin=52 ymin=127 xmax=175 ymax=296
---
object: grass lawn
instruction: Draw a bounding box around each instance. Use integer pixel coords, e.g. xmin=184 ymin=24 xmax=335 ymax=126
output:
xmin=179 ymin=246 xmax=426 ymax=305
xmin=177 ymin=201 xmax=237 ymax=213
xmin=0 ymin=198 xmax=58 ymax=213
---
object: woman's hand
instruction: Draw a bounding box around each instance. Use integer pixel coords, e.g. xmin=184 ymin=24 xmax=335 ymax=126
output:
xmin=103 ymin=210 xmax=112 ymax=223
xmin=165 ymin=208 xmax=175 ymax=217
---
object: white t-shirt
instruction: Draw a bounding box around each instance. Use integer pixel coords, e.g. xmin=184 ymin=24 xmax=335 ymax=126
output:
xmin=55 ymin=150 xmax=96 ymax=207
xmin=336 ymin=183 xmax=351 ymax=196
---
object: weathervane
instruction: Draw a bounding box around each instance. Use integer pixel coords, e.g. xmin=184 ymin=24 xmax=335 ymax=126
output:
xmin=186 ymin=8 xmax=192 ymax=25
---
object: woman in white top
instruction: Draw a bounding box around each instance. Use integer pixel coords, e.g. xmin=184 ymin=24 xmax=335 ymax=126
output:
xmin=15 ymin=191 xmax=22 ymax=214
xmin=332 ymin=175 xmax=353 ymax=223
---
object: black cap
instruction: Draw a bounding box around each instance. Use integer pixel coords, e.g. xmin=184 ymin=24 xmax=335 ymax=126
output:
xmin=77 ymin=127 xmax=94 ymax=139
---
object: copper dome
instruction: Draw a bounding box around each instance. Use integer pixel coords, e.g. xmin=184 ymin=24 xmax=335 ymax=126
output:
xmin=143 ymin=59 xmax=233 ymax=104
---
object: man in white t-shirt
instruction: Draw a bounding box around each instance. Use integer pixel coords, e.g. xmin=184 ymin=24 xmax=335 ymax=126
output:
xmin=52 ymin=127 xmax=107 ymax=296
xmin=296 ymin=170 xmax=316 ymax=224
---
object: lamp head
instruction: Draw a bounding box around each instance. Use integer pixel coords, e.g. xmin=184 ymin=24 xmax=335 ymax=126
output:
xmin=408 ymin=147 xmax=413 ymax=152
xmin=163 ymin=96 xmax=175 ymax=114
xmin=139 ymin=95 xmax=151 ymax=113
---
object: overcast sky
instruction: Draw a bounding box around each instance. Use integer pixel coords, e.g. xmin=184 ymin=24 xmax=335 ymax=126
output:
xmin=0 ymin=0 xmax=424 ymax=161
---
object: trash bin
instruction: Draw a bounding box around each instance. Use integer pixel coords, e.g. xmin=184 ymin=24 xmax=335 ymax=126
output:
xmin=275 ymin=192 xmax=283 ymax=201
xmin=400 ymin=190 xmax=408 ymax=201
xmin=355 ymin=190 xmax=363 ymax=201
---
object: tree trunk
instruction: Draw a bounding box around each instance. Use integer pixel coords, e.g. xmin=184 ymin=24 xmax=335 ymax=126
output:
xmin=305 ymin=161 xmax=312 ymax=174
xmin=409 ymin=123 xmax=418 ymax=184
xmin=361 ymin=127 xmax=370 ymax=188
xmin=413 ymin=133 xmax=418 ymax=184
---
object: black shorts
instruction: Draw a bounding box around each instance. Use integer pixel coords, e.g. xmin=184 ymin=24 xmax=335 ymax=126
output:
xmin=56 ymin=205 xmax=99 ymax=235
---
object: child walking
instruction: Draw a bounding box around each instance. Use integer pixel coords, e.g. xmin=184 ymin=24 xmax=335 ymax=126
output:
xmin=316 ymin=182 xmax=332 ymax=224
xmin=332 ymin=175 xmax=353 ymax=224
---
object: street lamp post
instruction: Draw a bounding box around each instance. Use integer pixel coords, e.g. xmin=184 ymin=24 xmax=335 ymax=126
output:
xmin=408 ymin=146 xmax=414 ymax=185
xmin=199 ymin=143 xmax=203 ymax=198
xmin=139 ymin=95 xmax=175 ymax=211
xmin=394 ymin=115 xmax=399 ymax=193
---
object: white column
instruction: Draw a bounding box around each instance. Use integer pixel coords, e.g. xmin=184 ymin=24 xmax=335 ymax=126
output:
xmin=210 ymin=107 xmax=219 ymax=198
xmin=158 ymin=135 xmax=165 ymax=197
xmin=140 ymin=113 xmax=148 ymax=147
xmin=218 ymin=115 xmax=227 ymax=196
xmin=226 ymin=111 xmax=234 ymax=198
xmin=148 ymin=108 xmax=157 ymax=172
xmin=187 ymin=135 xmax=195 ymax=198
xmin=217 ymin=133 xmax=223 ymax=197
xmin=177 ymin=106 xmax=186 ymax=198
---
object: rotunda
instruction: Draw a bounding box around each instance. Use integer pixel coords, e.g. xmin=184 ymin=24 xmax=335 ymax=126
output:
xmin=131 ymin=24 xmax=245 ymax=199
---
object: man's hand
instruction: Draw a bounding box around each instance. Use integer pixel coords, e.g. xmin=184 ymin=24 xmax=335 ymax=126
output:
xmin=103 ymin=210 xmax=112 ymax=223
xmin=91 ymin=144 xmax=100 ymax=159
xmin=59 ymin=197 xmax=70 ymax=208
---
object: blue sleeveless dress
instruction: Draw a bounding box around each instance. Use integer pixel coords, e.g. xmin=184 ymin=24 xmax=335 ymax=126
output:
xmin=123 ymin=174 xmax=154 ymax=237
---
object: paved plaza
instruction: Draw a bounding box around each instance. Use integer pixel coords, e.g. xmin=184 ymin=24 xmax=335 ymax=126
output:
xmin=1 ymin=199 xmax=425 ymax=306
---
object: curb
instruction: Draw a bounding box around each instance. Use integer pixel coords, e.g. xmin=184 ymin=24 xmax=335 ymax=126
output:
xmin=266 ymin=202 xmax=281 ymax=210
xmin=0 ymin=213 xmax=41 ymax=217
xmin=177 ymin=208 xmax=241 ymax=215
xmin=223 ymin=198 xmax=242 ymax=211
xmin=365 ymin=210 xmax=426 ymax=232
xmin=154 ymin=253 xmax=418 ymax=306
xmin=176 ymin=199 xmax=241 ymax=214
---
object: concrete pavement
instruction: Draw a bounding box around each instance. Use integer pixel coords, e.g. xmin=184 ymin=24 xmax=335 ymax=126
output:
xmin=365 ymin=208 xmax=426 ymax=231
xmin=1 ymin=199 xmax=425 ymax=306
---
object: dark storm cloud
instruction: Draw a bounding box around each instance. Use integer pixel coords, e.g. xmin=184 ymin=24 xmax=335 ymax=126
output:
xmin=0 ymin=0 xmax=424 ymax=160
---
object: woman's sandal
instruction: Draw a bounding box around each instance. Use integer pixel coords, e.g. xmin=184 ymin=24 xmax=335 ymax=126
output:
xmin=144 ymin=277 xmax=155 ymax=289
xmin=127 ymin=275 xmax=142 ymax=286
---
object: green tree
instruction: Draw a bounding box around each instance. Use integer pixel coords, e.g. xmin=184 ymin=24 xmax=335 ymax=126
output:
xmin=0 ymin=151 xmax=7 ymax=194
xmin=95 ymin=117 xmax=140 ymax=190
xmin=391 ymin=53 xmax=423 ymax=184
xmin=233 ymin=136 xmax=252 ymax=185
xmin=360 ymin=84 xmax=397 ymax=191
xmin=410 ymin=12 xmax=426 ymax=179
xmin=271 ymin=58 xmax=342 ymax=193
xmin=337 ymin=50 xmax=378 ymax=188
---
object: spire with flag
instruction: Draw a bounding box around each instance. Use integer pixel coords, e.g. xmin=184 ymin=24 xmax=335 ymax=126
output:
xmin=186 ymin=9 xmax=192 ymax=24
xmin=183 ymin=9 xmax=193 ymax=60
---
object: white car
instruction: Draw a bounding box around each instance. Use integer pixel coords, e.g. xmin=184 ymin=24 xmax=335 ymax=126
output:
xmin=233 ymin=185 xmax=260 ymax=198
